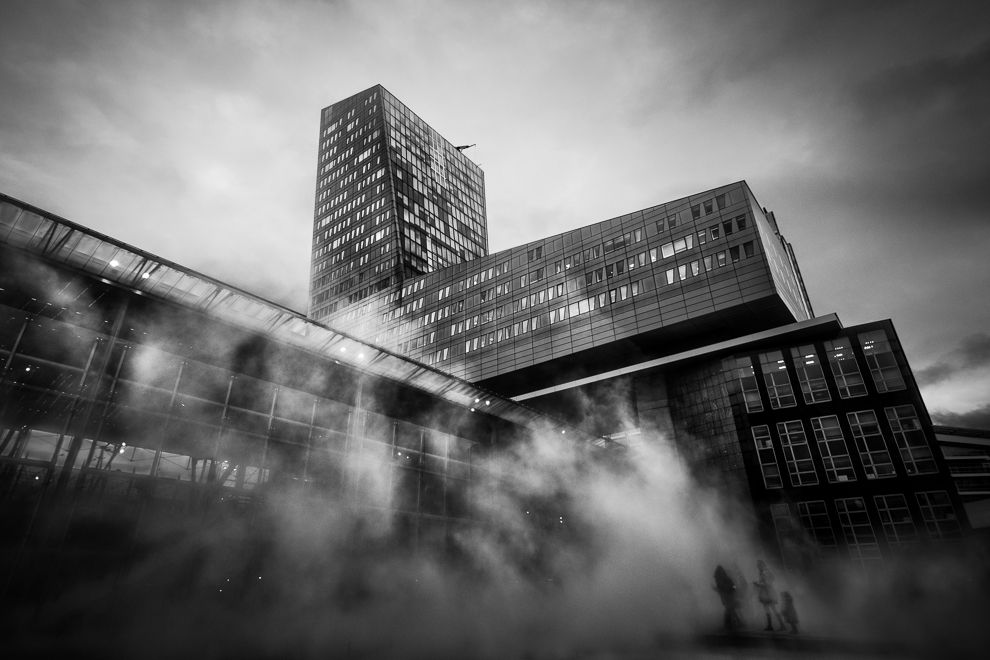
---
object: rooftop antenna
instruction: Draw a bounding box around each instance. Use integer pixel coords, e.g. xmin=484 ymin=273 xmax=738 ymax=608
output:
xmin=455 ymin=144 xmax=476 ymax=151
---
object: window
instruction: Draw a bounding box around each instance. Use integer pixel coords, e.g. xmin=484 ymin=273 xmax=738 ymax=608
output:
xmin=722 ymin=220 xmax=734 ymax=236
xmin=729 ymin=245 xmax=740 ymax=262
xmin=703 ymin=199 xmax=714 ymax=215
xmin=527 ymin=245 xmax=543 ymax=262
xmin=811 ymin=416 xmax=856 ymax=483
xmin=736 ymin=215 xmax=747 ymax=231
xmin=703 ymin=255 xmax=713 ymax=271
xmin=691 ymin=205 xmax=701 ymax=220
xmin=797 ymin=500 xmax=837 ymax=548
xmin=825 ymin=339 xmax=867 ymax=398
xmin=916 ymin=491 xmax=960 ymax=538
xmin=743 ymin=241 xmax=755 ymax=258
xmin=858 ymin=330 xmax=906 ymax=392
xmin=835 ymin=497 xmax=881 ymax=564
xmin=753 ymin=425 xmax=782 ymax=489
xmin=732 ymin=356 xmax=763 ymax=412
xmin=790 ymin=345 xmax=831 ymax=403
xmin=697 ymin=230 xmax=707 ymax=245
xmin=777 ymin=420 xmax=818 ymax=486
xmin=847 ymin=410 xmax=896 ymax=479
xmin=716 ymin=251 xmax=727 ymax=267
xmin=759 ymin=350 xmax=796 ymax=409
xmin=885 ymin=405 xmax=937 ymax=475
xmin=667 ymin=215 xmax=677 ymax=229
xmin=874 ymin=494 xmax=917 ymax=547
xmin=709 ymin=224 xmax=720 ymax=240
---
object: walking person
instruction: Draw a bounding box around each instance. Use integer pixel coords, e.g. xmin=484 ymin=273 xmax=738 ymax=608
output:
xmin=712 ymin=565 xmax=742 ymax=631
xmin=780 ymin=591 xmax=799 ymax=634
xmin=753 ymin=559 xmax=785 ymax=632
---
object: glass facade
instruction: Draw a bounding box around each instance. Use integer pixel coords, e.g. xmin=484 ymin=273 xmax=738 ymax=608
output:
xmin=790 ymin=344 xmax=831 ymax=404
xmin=310 ymin=86 xmax=487 ymax=321
xmin=859 ymin=329 xmax=906 ymax=393
xmin=825 ymin=339 xmax=868 ymax=399
xmin=321 ymin=181 xmax=813 ymax=386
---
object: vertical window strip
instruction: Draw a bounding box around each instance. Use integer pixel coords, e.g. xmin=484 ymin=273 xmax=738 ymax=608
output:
xmin=753 ymin=425 xmax=783 ymax=489
xmin=825 ymin=339 xmax=868 ymax=398
xmin=835 ymin=497 xmax=882 ymax=564
xmin=759 ymin=350 xmax=797 ymax=409
xmin=790 ymin=345 xmax=831 ymax=404
xmin=847 ymin=410 xmax=897 ymax=480
xmin=776 ymin=420 xmax=819 ymax=486
xmin=873 ymin=494 xmax=917 ymax=547
xmin=797 ymin=500 xmax=838 ymax=548
xmin=859 ymin=330 xmax=906 ymax=393
xmin=916 ymin=491 xmax=961 ymax=538
xmin=810 ymin=415 xmax=856 ymax=483
xmin=885 ymin=405 xmax=938 ymax=475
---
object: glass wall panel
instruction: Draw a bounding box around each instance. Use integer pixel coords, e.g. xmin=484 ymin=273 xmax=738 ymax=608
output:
xmin=835 ymin=497 xmax=881 ymax=563
xmin=847 ymin=410 xmax=896 ymax=479
xmin=753 ymin=425 xmax=782 ymax=488
xmin=810 ymin=415 xmax=856 ymax=483
xmin=790 ymin=345 xmax=831 ymax=404
xmin=873 ymin=493 xmax=917 ymax=546
xmin=916 ymin=491 xmax=961 ymax=538
xmin=884 ymin=405 xmax=937 ymax=475
xmin=759 ymin=350 xmax=796 ymax=409
xmin=776 ymin=420 xmax=818 ymax=486
xmin=825 ymin=339 xmax=867 ymax=398
xmin=859 ymin=330 xmax=906 ymax=393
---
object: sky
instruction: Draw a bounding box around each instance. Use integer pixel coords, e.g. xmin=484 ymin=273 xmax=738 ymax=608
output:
xmin=1 ymin=0 xmax=988 ymax=425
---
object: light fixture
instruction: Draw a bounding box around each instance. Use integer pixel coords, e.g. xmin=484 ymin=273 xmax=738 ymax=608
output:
xmin=109 ymin=259 xmax=120 ymax=268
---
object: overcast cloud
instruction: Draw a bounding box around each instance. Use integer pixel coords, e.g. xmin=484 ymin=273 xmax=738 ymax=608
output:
xmin=1 ymin=0 xmax=988 ymax=422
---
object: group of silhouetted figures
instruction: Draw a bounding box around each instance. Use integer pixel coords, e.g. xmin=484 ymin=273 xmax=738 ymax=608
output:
xmin=713 ymin=560 xmax=798 ymax=633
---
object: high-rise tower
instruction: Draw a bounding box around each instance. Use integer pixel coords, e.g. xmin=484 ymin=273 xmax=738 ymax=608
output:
xmin=309 ymin=85 xmax=488 ymax=322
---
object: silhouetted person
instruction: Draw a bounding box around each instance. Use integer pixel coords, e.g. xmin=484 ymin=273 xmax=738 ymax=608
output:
xmin=753 ymin=559 xmax=785 ymax=631
xmin=713 ymin=564 xmax=742 ymax=631
xmin=780 ymin=591 xmax=799 ymax=634
xmin=729 ymin=562 xmax=749 ymax=627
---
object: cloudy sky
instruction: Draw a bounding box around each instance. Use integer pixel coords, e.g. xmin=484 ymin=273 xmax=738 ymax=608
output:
xmin=1 ymin=0 xmax=988 ymax=425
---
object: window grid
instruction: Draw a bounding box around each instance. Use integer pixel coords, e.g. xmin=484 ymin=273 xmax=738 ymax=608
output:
xmin=759 ymin=350 xmax=797 ymax=409
xmin=916 ymin=491 xmax=960 ymax=538
xmin=835 ymin=497 xmax=882 ymax=563
xmin=753 ymin=425 xmax=782 ymax=489
xmin=797 ymin=500 xmax=837 ymax=548
xmin=847 ymin=410 xmax=896 ymax=480
xmin=776 ymin=420 xmax=818 ymax=486
xmin=810 ymin=415 xmax=857 ymax=483
xmin=873 ymin=494 xmax=917 ymax=547
xmin=884 ymin=405 xmax=938 ymax=476
xmin=734 ymin=357 xmax=763 ymax=413
xmin=790 ymin=345 xmax=831 ymax=404
xmin=859 ymin=330 xmax=906 ymax=393
xmin=825 ymin=339 xmax=868 ymax=399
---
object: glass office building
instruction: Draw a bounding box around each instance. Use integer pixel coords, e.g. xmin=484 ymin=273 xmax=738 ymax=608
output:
xmin=310 ymin=85 xmax=487 ymax=322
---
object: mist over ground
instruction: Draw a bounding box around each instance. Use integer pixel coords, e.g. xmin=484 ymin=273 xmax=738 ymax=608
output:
xmin=12 ymin=416 xmax=990 ymax=659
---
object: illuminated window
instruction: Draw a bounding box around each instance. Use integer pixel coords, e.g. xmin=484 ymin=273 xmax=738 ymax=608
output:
xmin=858 ymin=330 xmax=906 ymax=392
xmin=759 ymin=350 xmax=796 ymax=409
xmin=825 ymin=339 xmax=867 ymax=398
xmin=790 ymin=345 xmax=831 ymax=403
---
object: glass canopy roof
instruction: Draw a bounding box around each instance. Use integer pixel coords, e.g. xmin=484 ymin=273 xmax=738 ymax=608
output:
xmin=0 ymin=193 xmax=608 ymax=446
